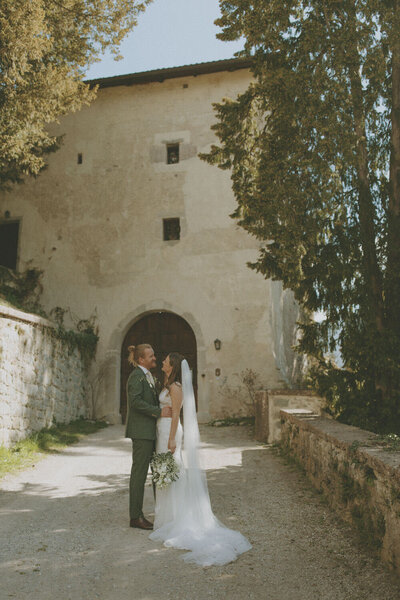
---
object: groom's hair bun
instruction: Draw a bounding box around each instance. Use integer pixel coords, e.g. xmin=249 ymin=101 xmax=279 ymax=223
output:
xmin=127 ymin=343 xmax=152 ymax=366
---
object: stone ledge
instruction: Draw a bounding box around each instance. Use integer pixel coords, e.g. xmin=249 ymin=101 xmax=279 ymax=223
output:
xmin=280 ymin=410 xmax=400 ymax=576
xmin=281 ymin=412 xmax=400 ymax=474
xmin=267 ymin=388 xmax=319 ymax=396
xmin=282 ymin=408 xmax=319 ymax=417
xmin=0 ymin=304 xmax=54 ymax=329
xmin=254 ymin=389 xmax=323 ymax=444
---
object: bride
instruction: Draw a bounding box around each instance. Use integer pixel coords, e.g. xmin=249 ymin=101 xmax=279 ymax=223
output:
xmin=149 ymin=352 xmax=252 ymax=566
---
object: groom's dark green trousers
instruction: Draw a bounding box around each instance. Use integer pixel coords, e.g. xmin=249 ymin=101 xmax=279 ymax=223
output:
xmin=129 ymin=439 xmax=155 ymax=519
xmin=125 ymin=367 xmax=161 ymax=520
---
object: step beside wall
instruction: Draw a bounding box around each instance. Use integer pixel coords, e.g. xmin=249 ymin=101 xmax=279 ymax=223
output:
xmin=0 ymin=305 xmax=89 ymax=447
xmin=280 ymin=411 xmax=400 ymax=576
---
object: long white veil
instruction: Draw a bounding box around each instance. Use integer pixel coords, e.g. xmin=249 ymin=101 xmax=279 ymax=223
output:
xmin=150 ymin=359 xmax=252 ymax=566
xmin=181 ymin=359 xmax=216 ymax=529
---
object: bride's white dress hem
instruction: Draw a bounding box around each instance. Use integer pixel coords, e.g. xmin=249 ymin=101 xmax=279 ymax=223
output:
xmin=149 ymin=368 xmax=251 ymax=567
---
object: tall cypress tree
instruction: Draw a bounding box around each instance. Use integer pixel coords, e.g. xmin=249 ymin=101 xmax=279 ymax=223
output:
xmin=202 ymin=0 xmax=400 ymax=432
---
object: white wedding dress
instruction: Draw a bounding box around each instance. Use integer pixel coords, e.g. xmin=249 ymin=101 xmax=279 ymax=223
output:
xmin=151 ymin=387 xmax=185 ymax=529
xmin=149 ymin=361 xmax=251 ymax=567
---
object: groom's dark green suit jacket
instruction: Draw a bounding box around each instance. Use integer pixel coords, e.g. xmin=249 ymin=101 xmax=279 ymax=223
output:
xmin=125 ymin=367 xmax=161 ymax=440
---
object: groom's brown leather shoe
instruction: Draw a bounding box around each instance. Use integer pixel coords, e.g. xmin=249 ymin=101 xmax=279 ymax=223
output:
xmin=142 ymin=517 xmax=154 ymax=529
xmin=130 ymin=517 xmax=153 ymax=530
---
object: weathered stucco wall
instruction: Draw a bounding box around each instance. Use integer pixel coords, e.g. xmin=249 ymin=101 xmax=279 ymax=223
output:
xmin=270 ymin=281 xmax=306 ymax=386
xmin=0 ymin=306 xmax=89 ymax=447
xmin=280 ymin=411 xmax=400 ymax=576
xmin=0 ymin=63 xmax=300 ymax=422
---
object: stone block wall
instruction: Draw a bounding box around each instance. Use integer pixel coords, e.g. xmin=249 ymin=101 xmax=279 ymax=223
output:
xmin=280 ymin=411 xmax=400 ymax=576
xmin=254 ymin=389 xmax=322 ymax=443
xmin=0 ymin=305 xmax=89 ymax=447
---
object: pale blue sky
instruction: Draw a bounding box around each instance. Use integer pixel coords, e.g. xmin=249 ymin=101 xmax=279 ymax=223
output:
xmin=85 ymin=0 xmax=244 ymax=80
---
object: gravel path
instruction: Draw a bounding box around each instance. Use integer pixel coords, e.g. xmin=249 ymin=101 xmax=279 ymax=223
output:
xmin=1 ymin=424 xmax=399 ymax=600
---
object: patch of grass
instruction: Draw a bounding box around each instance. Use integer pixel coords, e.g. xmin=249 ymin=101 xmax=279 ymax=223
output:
xmin=349 ymin=439 xmax=363 ymax=453
xmin=208 ymin=416 xmax=255 ymax=427
xmin=0 ymin=418 xmax=108 ymax=479
xmin=376 ymin=433 xmax=400 ymax=452
xmin=351 ymin=433 xmax=400 ymax=452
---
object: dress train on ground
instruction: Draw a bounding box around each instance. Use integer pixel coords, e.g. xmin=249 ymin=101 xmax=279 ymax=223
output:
xmin=149 ymin=381 xmax=251 ymax=567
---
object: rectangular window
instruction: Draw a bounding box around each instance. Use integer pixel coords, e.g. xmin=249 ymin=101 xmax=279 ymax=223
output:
xmin=167 ymin=143 xmax=179 ymax=164
xmin=163 ymin=218 xmax=180 ymax=241
xmin=0 ymin=221 xmax=20 ymax=270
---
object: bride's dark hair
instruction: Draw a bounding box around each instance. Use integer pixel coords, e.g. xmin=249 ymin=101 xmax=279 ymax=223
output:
xmin=165 ymin=352 xmax=184 ymax=389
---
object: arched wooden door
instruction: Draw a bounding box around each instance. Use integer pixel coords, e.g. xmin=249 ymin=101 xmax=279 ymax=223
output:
xmin=120 ymin=311 xmax=197 ymax=423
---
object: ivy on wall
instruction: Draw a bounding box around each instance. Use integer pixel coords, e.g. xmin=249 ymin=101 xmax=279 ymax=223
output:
xmin=0 ymin=266 xmax=44 ymax=314
xmin=0 ymin=266 xmax=98 ymax=369
xmin=49 ymin=307 xmax=99 ymax=370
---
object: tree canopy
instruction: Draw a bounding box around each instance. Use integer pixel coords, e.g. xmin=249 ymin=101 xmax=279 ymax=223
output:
xmin=203 ymin=0 xmax=400 ymax=432
xmin=0 ymin=0 xmax=151 ymax=189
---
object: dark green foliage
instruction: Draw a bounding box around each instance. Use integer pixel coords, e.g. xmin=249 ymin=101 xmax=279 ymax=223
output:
xmin=52 ymin=327 xmax=99 ymax=370
xmin=0 ymin=0 xmax=152 ymax=188
xmin=0 ymin=266 xmax=44 ymax=313
xmin=376 ymin=433 xmax=400 ymax=452
xmin=203 ymin=1 xmax=400 ymax=433
xmin=364 ymin=466 xmax=377 ymax=485
xmin=0 ymin=267 xmax=99 ymax=369
xmin=49 ymin=307 xmax=99 ymax=369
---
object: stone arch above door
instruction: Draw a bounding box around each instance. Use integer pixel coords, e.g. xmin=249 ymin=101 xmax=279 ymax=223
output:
xmin=120 ymin=311 xmax=198 ymax=423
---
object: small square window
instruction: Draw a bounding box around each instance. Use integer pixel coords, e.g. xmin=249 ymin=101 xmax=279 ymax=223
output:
xmin=163 ymin=218 xmax=180 ymax=241
xmin=167 ymin=143 xmax=179 ymax=165
xmin=0 ymin=221 xmax=20 ymax=270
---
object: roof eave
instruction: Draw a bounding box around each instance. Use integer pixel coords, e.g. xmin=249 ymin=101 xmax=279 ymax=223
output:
xmin=86 ymin=57 xmax=253 ymax=89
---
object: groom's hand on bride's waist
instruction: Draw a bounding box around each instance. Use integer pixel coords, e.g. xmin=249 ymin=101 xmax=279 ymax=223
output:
xmin=161 ymin=406 xmax=172 ymax=418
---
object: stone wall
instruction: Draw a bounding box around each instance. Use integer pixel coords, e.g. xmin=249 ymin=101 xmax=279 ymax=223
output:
xmin=280 ymin=411 xmax=400 ymax=576
xmin=0 ymin=305 xmax=89 ymax=447
xmin=254 ymin=389 xmax=322 ymax=444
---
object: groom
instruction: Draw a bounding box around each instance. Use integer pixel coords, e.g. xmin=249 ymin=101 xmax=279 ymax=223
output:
xmin=125 ymin=343 xmax=171 ymax=530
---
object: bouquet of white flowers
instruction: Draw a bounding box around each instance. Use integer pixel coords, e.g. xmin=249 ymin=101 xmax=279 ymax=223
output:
xmin=150 ymin=451 xmax=180 ymax=489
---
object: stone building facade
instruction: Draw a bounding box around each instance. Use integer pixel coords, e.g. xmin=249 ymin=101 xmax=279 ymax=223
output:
xmin=0 ymin=58 xmax=302 ymax=423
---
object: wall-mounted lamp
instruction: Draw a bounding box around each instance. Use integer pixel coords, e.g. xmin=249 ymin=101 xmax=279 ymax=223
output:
xmin=4 ymin=210 xmax=10 ymax=218
xmin=214 ymin=338 xmax=221 ymax=351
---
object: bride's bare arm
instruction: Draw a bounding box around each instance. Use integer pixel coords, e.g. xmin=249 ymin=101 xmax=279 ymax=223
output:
xmin=168 ymin=383 xmax=183 ymax=453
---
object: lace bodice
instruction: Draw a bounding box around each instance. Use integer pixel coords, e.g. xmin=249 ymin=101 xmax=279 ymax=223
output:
xmin=159 ymin=383 xmax=182 ymax=408
xmin=159 ymin=388 xmax=171 ymax=408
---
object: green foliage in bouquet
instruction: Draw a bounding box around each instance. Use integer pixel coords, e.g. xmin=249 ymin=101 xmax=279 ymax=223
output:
xmin=150 ymin=451 xmax=180 ymax=489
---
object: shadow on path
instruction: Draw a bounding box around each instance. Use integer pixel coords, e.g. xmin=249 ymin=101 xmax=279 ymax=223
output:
xmin=0 ymin=425 xmax=399 ymax=600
